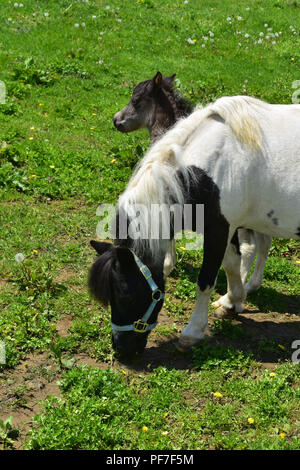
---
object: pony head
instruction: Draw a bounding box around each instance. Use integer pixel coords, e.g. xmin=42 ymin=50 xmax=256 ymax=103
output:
xmin=89 ymin=240 xmax=165 ymax=357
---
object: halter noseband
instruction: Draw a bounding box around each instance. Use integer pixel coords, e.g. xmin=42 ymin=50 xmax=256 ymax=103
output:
xmin=110 ymin=253 xmax=164 ymax=334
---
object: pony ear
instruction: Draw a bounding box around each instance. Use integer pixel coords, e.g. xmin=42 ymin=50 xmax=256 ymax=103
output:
xmin=90 ymin=240 xmax=112 ymax=256
xmin=115 ymin=246 xmax=136 ymax=270
xmin=165 ymin=73 xmax=176 ymax=86
xmin=153 ymin=71 xmax=163 ymax=88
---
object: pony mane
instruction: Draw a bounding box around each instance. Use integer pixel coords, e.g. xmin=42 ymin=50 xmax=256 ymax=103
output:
xmin=118 ymin=95 xmax=267 ymax=258
xmin=163 ymin=81 xmax=193 ymax=120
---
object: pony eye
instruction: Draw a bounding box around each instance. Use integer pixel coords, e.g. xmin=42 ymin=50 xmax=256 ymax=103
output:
xmin=131 ymin=98 xmax=139 ymax=107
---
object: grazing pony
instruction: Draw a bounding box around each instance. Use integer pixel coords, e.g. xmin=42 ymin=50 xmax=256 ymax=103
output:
xmin=90 ymin=95 xmax=300 ymax=356
xmin=113 ymin=72 xmax=272 ymax=301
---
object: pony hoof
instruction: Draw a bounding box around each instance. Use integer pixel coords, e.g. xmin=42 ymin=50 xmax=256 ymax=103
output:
xmin=176 ymin=336 xmax=203 ymax=352
xmin=214 ymin=306 xmax=239 ymax=319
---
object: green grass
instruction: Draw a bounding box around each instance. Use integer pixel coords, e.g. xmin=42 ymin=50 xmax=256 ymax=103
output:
xmin=0 ymin=0 xmax=299 ymax=451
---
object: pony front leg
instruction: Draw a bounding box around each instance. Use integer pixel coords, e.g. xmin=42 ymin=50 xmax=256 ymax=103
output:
xmin=214 ymin=241 xmax=246 ymax=317
xmin=177 ymin=221 xmax=229 ymax=351
xmin=177 ymin=285 xmax=212 ymax=351
xmin=163 ymin=239 xmax=176 ymax=279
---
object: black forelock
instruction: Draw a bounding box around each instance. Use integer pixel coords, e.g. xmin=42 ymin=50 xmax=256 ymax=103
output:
xmin=88 ymin=249 xmax=116 ymax=305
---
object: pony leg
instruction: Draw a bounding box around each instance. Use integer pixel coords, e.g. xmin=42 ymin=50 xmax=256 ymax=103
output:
xmin=212 ymin=228 xmax=253 ymax=308
xmin=239 ymin=229 xmax=257 ymax=285
xmin=178 ymin=221 xmax=229 ymax=351
xmin=163 ymin=239 xmax=176 ymax=279
xmin=244 ymin=233 xmax=272 ymax=294
xmin=214 ymin=241 xmax=246 ymax=315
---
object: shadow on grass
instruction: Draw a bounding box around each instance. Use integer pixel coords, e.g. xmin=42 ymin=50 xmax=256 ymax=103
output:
xmin=116 ymin=314 xmax=300 ymax=373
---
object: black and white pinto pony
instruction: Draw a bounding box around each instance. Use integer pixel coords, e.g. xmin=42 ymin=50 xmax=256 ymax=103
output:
xmin=113 ymin=72 xmax=273 ymax=307
xmin=90 ymin=95 xmax=300 ymax=356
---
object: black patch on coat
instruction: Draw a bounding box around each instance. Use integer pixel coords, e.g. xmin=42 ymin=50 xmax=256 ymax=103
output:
xmin=175 ymin=166 xmax=230 ymax=291
xmin=230 ymin=230 xmax=241 ymax=256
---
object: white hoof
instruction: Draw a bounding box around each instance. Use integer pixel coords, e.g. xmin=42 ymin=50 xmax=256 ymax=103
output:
xmin=177 ymin=334 xmax=204 ymax=352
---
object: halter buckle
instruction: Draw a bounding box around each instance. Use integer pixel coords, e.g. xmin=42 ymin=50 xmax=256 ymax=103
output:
xmin=133 ymin=319 xmax=149 ymax=333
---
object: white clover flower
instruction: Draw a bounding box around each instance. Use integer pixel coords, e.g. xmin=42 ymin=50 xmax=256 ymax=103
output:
xmin=116 ymin=18 xmax=122 ymax=22
xmin=106 ymin=5 xmax=110 ymax=9
xmin=203 ymin=36 xmax=208 ymax=41
xmin=19 ymin=3 xmax=23 ymax=6
xmin=275 ymin=32 xmax=278 ymax=37
xmin=8 ymin=18 xmax=12 ymax=22
xmin=184 ymin=0 xmax=189 ymax=3
xmin=100 ymin=31 xmax=105 ymax=35
xmin=272 ymin=40 xmax=276 ymax=44
xmin=15 ymin=253 xmax=25 ymax=263
xmin=237 ymin=16 xmax=242 ymax=21
xmin=257 ymin=39 xmax=263 ymax=44
xmin=74 ymin=23 xmax=79 ymax=27
xmin=244 ymin=33 xmax=249 ymax=38
xmin=259 ymin=32 xmax=264 ymax=37
xmin=290 ymin=25 xmax=294 ymax=30
xmin=267 ymin=27 xmax=272 ymax=31
xmin=227 ymin=17 xmax=231 ymax=22
xmin=264 ymin=23 xmax=268 ymax=27
xmin=210 ymin=38 xmax=214 ymax=43
xmin=187 ymin=38 xmax=195 ymax=44
xmin=209 ymin=31 xmax=214 ymax=37
xmin=92 ymin=15 xmax=96 ymax=19
xmin=44 ymin=12 xmax=49 ymax=17
xmin=98 ymin=59 xmax=104 ymax=64
xmin=14 ymin=2 xmax=19 ymax=7
xmin=245 ymin=7 xmax=250 ymax=11
xmin=81 ymin=22 xmax=86 ymax=27
xmin=201 ymin=44 xmax=205 ymax=48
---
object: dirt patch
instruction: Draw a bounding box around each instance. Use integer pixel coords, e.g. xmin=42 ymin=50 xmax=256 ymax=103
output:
xmin=56 ymin=314 xmax=73 ymax=338
xmin=0 ymin=351 xmax=109 ymax=450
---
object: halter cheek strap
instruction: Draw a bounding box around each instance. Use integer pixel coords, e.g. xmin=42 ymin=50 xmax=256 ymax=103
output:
xmin=110 ymin=253 xmax=164 ymax=334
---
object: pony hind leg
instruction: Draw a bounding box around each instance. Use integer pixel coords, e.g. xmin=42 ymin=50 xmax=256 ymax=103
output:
xmin=212 ymin=229 xmax=251 ymax=309
xmin=244 ymin=233 xmax=272 ymax=294
xmin=214 ymin=241 xmax=246 ymax=318
xmin=163 ymin=239 xmax=176 ymax=279
xmin=177 ymin=220 xmax=230 ymax=351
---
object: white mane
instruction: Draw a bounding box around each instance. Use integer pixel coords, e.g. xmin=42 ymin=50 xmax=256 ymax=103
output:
xmin=118 ymin=96 xmax=268 ymax=258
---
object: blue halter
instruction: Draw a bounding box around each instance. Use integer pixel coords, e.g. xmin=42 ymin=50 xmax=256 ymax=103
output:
xmin=111 ymin=252 xmax=164 ymax=334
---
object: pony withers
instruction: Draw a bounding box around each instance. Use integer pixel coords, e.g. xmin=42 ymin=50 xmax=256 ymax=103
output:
xmin=90 ymin=95 xmax=300 ymax=356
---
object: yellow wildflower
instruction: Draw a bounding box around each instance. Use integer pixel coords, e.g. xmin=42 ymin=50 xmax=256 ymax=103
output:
xmin=278 ymin=344 xmax=285 ymax=350
xmin=121 ymin=369 xmax=127 ymax=375
xmin=163 ymin=412 xmax=169 ymax=419
xmin=33 ymin=249 xmax=38 ymax=255
xmin=161 ymin=431 xmax=168 ymax=436
xmin=248 ymin=418 xmax=254 ymax=424
xmin=213 ymin=392 xmax=223 ymax=398
xmin=29 ymin=137 xmax=34 ymax=140
xmin=142 ymin=426 xmax=148 ymax=432
xmin=49 ymin=165 xmax=55 ymax=169
xmin=269 ymin=372 xmax=276 ymax=377
xmin=111 ymin=158 xmax=116 ymax=164
xmin=280 ymin=432 xmax=285 ymax=439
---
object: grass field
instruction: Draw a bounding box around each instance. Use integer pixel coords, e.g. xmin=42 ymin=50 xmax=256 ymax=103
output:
xmin=0 ymin=0 xmax=300 ymax=451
